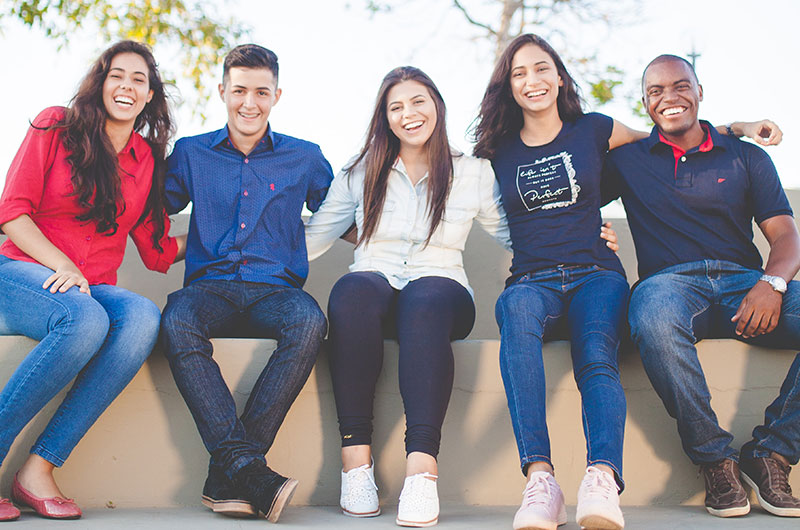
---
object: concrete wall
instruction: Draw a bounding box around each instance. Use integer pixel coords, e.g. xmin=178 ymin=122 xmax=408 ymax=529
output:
xmin=0 ymin=191 xmax=799 ymax=508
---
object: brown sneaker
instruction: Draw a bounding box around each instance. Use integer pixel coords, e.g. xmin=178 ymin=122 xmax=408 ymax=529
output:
xmin=740 ymin=456 xmax=800 ymax=517
xmin=700 ymin=459 xmax=750 ymax=517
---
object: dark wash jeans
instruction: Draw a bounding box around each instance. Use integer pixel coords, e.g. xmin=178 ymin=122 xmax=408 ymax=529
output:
xmin=496 ymin=265 xmax=629 ymax=489
xmin=629 ymin=260 xmax=800 ymax=465
xmin=160 ymin=279 xmax=326 ymax=478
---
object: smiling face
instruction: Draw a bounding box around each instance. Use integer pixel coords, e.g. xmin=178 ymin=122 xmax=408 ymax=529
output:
xmin=219 ymin=66 xmax=281 ymax=153
xmin=509 ymin=44 xmax=563 ymax=116
xmin=643 ymin=58 xmax=703 ymax=140
xmin=385 ymin=80 xmax=438 ymax=152
xmin=102 ymin=52 xmax=153 ymax=129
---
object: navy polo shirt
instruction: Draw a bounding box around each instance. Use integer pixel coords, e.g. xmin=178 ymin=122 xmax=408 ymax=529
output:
xmin=166 ymin=125 xmax=334 ymax=287
xmin=491 ymin=112 xmax=624 ymax=285
xmin=603 ymin=121 xmax=792 ymax=281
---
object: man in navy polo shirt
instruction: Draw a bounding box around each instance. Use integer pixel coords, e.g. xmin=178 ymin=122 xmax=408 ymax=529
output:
xmin=159 ymin=44 xmax=333 ymax=522
xmin=604 ymin=55 xmax=800 ymax=519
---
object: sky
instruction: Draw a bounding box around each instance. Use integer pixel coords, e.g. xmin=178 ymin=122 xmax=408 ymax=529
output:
xmin=1 ymin=0 xmax=798 ymax=200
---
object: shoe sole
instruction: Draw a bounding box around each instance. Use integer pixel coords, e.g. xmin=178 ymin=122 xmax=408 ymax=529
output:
xmin=577 ymin=513 xmax=623 ymax=529
xmin=341 ymin=505 xmax=381 ymax=517
xmin=201 ymin=495 xmax=257 ymax=517
xmin=514 ymin=506 xmax=567 ymax=529
xmin=264 ymin=478 xmax=298 ymax=523
xmin=705 ymin=500 xmax=750 ymax=517
xmin=395 ymin=515 xmax=438 ymax=527
xmin=741 ymin=471 xmax=800 ymax=517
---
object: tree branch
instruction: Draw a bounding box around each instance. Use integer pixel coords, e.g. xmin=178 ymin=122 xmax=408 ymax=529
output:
xmin=452 ymin=0 xmax=497 ymax=36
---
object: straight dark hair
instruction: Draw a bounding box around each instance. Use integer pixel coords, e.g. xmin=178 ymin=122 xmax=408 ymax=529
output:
xmin=472 ymin=34 xmax=583 ymax=159
xmin=53 ymin=40 xmax=174 ymax=249
xmin=347 ymin=66 xmax=455 ymax=247
xmin=222 ymin=44 xmax=279 ymax=84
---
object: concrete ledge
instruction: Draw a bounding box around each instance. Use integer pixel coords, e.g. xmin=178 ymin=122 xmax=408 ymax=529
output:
xmin=0 ymin=335 xmax=796 ymax=508
xmin=4 ymin=505 xmax=799 ymax=529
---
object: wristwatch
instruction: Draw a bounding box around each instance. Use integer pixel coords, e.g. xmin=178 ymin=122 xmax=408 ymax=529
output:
xmin=759 ymin=274 xmax=787 ymax=294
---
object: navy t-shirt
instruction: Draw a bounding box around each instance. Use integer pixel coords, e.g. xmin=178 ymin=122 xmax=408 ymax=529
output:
xmin=491 ymin=112 xmax=624 ymax=284
xmin=603 ymin=122 xmax=793 ymax=281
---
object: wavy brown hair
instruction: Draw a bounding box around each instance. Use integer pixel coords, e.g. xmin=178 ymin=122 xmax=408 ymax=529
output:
xmin=347 ymin=66 xmax=455 ymax=247
xmin=472 ymin=34 xmax=583 ymax=159
xmin=54 ymin=40 xmax=174 ymax=249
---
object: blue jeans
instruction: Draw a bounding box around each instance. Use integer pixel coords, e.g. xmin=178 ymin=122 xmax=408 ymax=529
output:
xmin=629 ymin=260 xmax=800 ymax=465
xmin=496 ymin=265 xmax=629 ymax=488
xmin=0 ymin=256 xmax=159 ymax=466
xmin=160 ymin=279 xmax=326 ymax=478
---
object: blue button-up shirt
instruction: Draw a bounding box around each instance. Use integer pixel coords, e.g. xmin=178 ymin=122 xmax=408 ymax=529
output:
xmin=166 ymin=126 xmax=333 ymax=287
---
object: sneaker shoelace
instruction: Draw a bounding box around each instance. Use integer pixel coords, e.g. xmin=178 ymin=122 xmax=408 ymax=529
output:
xmin=765 ymin=459 xmax=793 ymax=495
xmin=522 ymin=474 xmax=554 ymax=507
xmin=400 ymin=472 xmax=437 ymax=501
xmin=582 ymin=468 xmax=618 ymax=501
xmin=347 ymin=464 xmax=378 ymax=492
xmin=705 ymin=463 xmax=734 ymax=494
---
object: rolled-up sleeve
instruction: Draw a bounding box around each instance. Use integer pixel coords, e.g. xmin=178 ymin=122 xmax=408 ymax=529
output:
xmin=130 ymin=211 xmax=179 ymax=273
xmin=0 ymin=109 xmax=62 ymax=230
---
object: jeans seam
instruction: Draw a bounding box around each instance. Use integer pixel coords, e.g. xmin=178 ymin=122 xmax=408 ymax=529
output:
xmin=0 ymin=276 xmax=78 ymax=420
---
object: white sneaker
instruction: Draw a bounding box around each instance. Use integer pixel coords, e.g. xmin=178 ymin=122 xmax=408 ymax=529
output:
xmin=576 ymin=466 xmax=625 ymax=529
xmin=396 ymin=472 xmax=439 ymax=527
xmin=340 ymin=463 xmax=380 ymax=517
xmin=513 ymin=471 xmax=567 ymax=530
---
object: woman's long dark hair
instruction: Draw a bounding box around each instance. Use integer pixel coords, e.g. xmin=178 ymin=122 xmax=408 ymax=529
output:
xmin=472 ymin=34 xmax=583 ymax=159
xmin=347 ymin=66 xmax=455 ymax=247
xmin=56 ymin=40 xmax=174 ymax=249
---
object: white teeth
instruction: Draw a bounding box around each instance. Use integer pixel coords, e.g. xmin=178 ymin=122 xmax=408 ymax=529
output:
xmin=404 ymin=121 xmax=423 ymax=130
xmin=526 ymin=89 xmax=547 ymax=98
xmin=662 ymin=107 xmax=685 ymax=116
xmin=114 ymin=96 xmax=134 ymax=105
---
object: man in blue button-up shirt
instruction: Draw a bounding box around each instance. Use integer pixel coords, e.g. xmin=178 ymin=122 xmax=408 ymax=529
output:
xmin=160 ymin=44 xmax=333 ymax=522
xmin=604 ymin=54 xmax=800 ymax=519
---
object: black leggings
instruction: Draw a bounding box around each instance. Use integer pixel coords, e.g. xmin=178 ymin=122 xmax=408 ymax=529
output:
xmin=327 ymin=272 xmax=475 ymax=458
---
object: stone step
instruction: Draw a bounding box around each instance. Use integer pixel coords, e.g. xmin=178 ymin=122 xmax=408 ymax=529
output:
xmin=4 ymin=505 xmax=797 ymax=529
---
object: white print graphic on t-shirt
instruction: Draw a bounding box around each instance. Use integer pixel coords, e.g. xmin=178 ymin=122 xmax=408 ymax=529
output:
xmin=516 ymin=151 xmax=580 ymax=212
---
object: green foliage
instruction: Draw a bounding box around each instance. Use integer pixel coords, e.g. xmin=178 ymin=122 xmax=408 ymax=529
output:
xmin=2 ymin=0 xmax=248 ymax=119
xmin=588 ymin=65 xmax=623 ymax=106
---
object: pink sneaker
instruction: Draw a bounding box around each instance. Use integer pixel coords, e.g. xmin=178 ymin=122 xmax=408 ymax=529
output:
xmin=513 ymin=471 xmax=567 ymax=530
xmin=576 ymin=466 xmax=624 ymax=529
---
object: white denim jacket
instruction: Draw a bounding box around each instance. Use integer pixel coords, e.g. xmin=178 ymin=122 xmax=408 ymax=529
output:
xmin=305 ymin=154 xmax=511 ymax=297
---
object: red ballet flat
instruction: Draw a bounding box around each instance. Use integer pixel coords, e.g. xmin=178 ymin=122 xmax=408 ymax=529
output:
xmin=11 ymin=474 xmax=81 ymax=519
xmin=0 ymin=498 xmax=20 ymax=521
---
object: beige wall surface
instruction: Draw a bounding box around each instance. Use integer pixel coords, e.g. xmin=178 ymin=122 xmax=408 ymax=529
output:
xmin=0 ymin=192 xmax=798 ymax=508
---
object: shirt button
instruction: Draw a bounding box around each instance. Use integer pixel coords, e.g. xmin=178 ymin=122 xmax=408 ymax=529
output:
xmin=243 ymin=190 xmax=249 ymax=197
xmin=78 ymin=260 xmax=86 ymax=266
xmin=680 ymin=156 xmax=687 ymax=162
xmin=240 ymin=222 xmax=246 ymax=229
xmin=244 ymin=158 xmax=249 ymax=164
xmin=85 ymin=235 xmax=92 ymax=241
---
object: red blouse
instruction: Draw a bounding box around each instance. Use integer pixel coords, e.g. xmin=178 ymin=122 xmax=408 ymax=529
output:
xmin=0 ymin=107 xmax=177 ymax=285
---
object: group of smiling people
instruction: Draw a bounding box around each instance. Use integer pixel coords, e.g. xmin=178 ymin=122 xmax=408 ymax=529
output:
xmin=0 ymin=33 xmax=798 ymax=530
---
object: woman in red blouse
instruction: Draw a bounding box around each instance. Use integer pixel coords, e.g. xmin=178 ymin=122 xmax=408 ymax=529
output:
xmin=0 ymin=41 xmax=184 ymax=521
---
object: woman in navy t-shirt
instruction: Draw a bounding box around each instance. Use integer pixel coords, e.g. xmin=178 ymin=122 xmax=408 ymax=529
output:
xmin=472 ymin=35 xmax=634 ymax=530
xmin=473 ymin=34 xmax=776 ymax=530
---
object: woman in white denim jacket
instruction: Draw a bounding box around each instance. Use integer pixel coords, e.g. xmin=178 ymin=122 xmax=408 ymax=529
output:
xmin=305 ymin=66 xmax=613 ymax=527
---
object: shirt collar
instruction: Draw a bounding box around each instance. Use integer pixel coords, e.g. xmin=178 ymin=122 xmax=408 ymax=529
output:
xmin=120 ymin=130 xmax=146 ymax=161
xmin=647 ymin=120 xmax=724 ymax=155
xmin=211 ymin=125 xmax=275 ymax=153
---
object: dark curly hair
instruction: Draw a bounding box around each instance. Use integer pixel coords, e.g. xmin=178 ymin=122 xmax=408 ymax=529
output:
xmin=472 ymin=34 xmax=583 ymax=159
xmin=54 ymin=40 xmax=174 ymax=249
